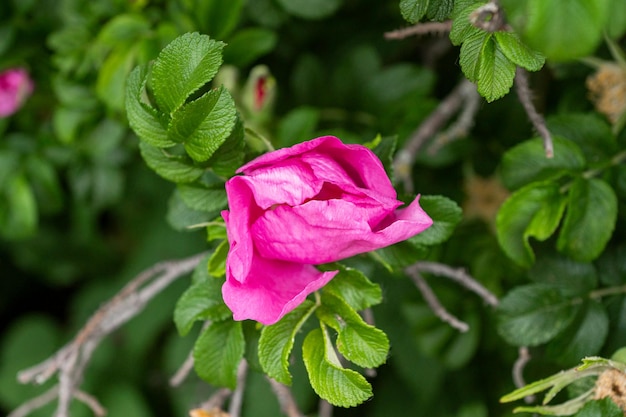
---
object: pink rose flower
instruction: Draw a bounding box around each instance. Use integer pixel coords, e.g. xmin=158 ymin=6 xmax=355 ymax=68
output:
xmin=0 ymin=68 xmax=34 ymax=118
xmin=221 ymin=136 xmax=433 ymax=324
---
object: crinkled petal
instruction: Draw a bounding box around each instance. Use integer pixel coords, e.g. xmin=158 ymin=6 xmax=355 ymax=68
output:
xmin=251 ymin=195 xmax=433 ymax=264
xmin=239 ymin=160 xmax=321 ymax=209
xmin=238 ymin=136 xmax=394 ymax=198
xmin=222 ymin=256 xmax=338 ymax=325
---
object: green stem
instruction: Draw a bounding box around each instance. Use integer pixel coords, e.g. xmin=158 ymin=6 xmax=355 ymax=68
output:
xmin=245 ymin=127 xmax=275 ymax=152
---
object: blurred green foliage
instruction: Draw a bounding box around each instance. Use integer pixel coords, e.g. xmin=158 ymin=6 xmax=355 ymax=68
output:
xmin=1 ymin=0 xmax=626 ymax=416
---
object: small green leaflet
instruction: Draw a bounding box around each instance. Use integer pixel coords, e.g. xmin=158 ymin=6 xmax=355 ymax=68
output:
xmin=151 ymin=32 xmax=225 ymax=114
xmin=138 ymin=143 xmax=204 ymax=183
xmin=317 ymin=292 xmax=389 ymax=369
xmin=126 ymin=66 xmax=173 ymax=148
xmin=173 ymin=255 xmax=231 ymax=336
xmin=258 ymin=300 xmax=317 ymax=385
xmin=320 ymin=265 xmax=382 ymax=311
xmin=302 ymin=327 xmax=373 ymax=407
xmin=453 ymin=1 xmax=544 ymax=101
xmin=409 ymin=195 xmax=462 ymax=247
xmin=193 ymin=320 xmax=245 ymax=389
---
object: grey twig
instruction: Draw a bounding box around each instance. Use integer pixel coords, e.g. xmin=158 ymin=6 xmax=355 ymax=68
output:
xmin=384 ymin=21 xmax=452 ymax=40
xmin=73 ymin=390 xmax=106 ymax=417
xmin=393 ymin=79 xmax=477 ymax=193
xmin=409 ymin=271 xmax=470 ymax=332
xmin=412 ymin=262 xmax=499 ymax=307
xmin=319 ymin=399 xmax=334 ymax=417
xmin=268 ymin=379 xmax=305 ymax=417
xmin=169 ymin=350 xmax=195 ymax=387
xmin=7 ymin=385 xmax=60 ymax=417
xmin=515 ymin=67 xmax=553 ymax=158
xmin=428 ymin=85 xmax=481 ymax=155
xmin=228 ymin=360 xmax=248 ymax=417
xmin=513 ymin=346 xmax=536 ymax=404
xmin=11 ymin=252 xmax=206 ymax=417
xmin=198 ymin=388 xmax=232 ymax=411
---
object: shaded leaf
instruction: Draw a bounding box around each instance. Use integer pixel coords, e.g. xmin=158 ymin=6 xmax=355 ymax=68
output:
xmin=497 ymin=284 xmax=579 ymax=346
xmin=500 ymin=136 xmax=586 ymax=190
xmin=557 ymin=178 xmax=617 ymax=262
xmin=496 ymin=182 xmax=568 ymax=267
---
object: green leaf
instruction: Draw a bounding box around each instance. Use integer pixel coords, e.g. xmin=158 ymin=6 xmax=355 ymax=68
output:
xmin=426 ymin=0 xmax=454 ymax=21
xmin=459 ymin=31 xmax=487 ymax=82
xmin=174 ymin=255 xmax=231 ymax=336
xmin=193 ymin=320 xmax=245 ymax=389
xmin=547 ymin=113 xmax=617 ymax=163
xmin=96 ymin=13 xmax=151 ymax=46
xmin=151 ymin=32 xmax=225 ymax=114
xmin=370 ymin=135 xmax=397 ymax=181
xmin=494 ymin=31 xmax=545 ymax=72
xmin=139 ymin=142 xmax=204 ymax=183
xmin=0 ymin=174 xmax=37 ymax=240
xmin=208 ymin=239 xmax=229 ymax=277
xmin=546 ymin=301 xmax=609 ymax=365
xmin=400 ymin=0 xmax=429 ymax=23
xmin=276 ymin=106 xmax=320 ymax=147
xmin=321 ymin=265 xmax=382 ymax=311
xmin=167 ymin=189 xmax=215 ymax=231
xmin=497 ymin=283 xmax=579 ymax=346
xmin=258 ymin=300 xmax=317 ymax=385
xmin=500 ymin=136 xmax=586 ymax=190
xmin=318 ymin=293 xmax=389 ymax=369
xmin=96 ymin=46 xmax=138 ymax=112
xmin=193 ymin=0 xmax=244 ymax=39
xmin=168 ymin=86 xmax=237 ymax=162
xmin=449 ymin=1 xmax=483 ymax=46
xmin=557 ymin=178 xmax=618 ymax=262
xmin=496 ymin=182 xmax=568 ymax=267
xmin=574 ymin=398 xmax=624 ymax=417
xmin=529 ymin=256 xmax=597 ymax=297
xmin=607 ymin=0 xmax=626 ymax=38
xmin=302 ymin=327 xmax=373 ymax=407
xmin=275 ymin=0 xmax=343 ymax=20
xmin=204 ymin=113 xmax=245 ymax=178
xmin=223 ymin=28 xmax=277 ymax=67
xmin=177 ymin=183 xmax=227 ymax=213
xmin=477 ymin=35 xmax=516 ymax=102
xmin=409 ymin=195 xmax=462 ymax=246
xmin=125 ymin=66 xmax=174 ymax=148
xmin=501 ymin=0 xmax=610 ymax=61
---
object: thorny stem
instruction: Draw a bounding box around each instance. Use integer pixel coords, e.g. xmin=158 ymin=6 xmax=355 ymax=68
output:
xmin=515 ymin=67 xmax=554 ymax=158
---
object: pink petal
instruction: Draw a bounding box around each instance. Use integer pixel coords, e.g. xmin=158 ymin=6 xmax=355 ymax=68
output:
xmin=239 ymin=160 xmax=321 ymax=209
xmin=238 ymin=136 xmax=393 ymax=198
xmin=251 ymin=195 xmax=433 ymax=264
xmin=222 ymin=176 xmax=262 ymax=283
xmin=222 ymin=255 xmax=338 ymax=325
